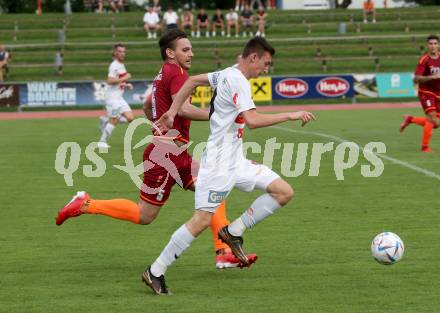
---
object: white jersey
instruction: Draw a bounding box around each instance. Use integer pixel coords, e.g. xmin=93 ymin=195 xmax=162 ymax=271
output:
xmin=195 ymin=66 xmax=279 ymax=211
xmin=226 ymin=12 xmax=238 ymax=21
xmin=143 ymin=11 xmax=159 ymax=25
xmin=201 ymin=66 xmax=256 ymax=173
xmin=106 ymin=60 xmax=127 ymax=99
xmin=163 ymin=11 xmax=179 ymax=25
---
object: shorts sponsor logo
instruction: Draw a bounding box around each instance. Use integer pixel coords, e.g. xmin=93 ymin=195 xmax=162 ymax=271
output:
xmin=208 ymin=190 xmax=228 ymax=203
xmin=275 ymin=78 xmax=308 ymax=98
xmin=316 ymin=77 xmax=349 ymax=97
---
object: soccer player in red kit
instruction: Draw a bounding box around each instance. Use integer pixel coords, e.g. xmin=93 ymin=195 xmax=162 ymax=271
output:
xmin=56 ymin=29 xmax=256 ymax=269
xmin=400 ymin=34 xmax=440 ymax=152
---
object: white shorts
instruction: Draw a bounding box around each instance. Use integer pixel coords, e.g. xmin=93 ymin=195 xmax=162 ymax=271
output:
xmin=105 ymin=97 xmax=131 ymax=118
xmin=195 ymin=158 xmax=280 ymax=212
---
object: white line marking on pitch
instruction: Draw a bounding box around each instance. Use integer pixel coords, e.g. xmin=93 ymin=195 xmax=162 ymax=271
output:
xmin=271 ymin=126 xmax=440 ymax=181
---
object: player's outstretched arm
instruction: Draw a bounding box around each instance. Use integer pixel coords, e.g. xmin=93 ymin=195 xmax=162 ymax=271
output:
xmin=177 ymin=98 xmax=209 ymax=121
xmin=107 ymin=73 xmax=131 ymax=85
xmin=143 ymin=98 xmax=152 ymax=121
xmin=155 ymin=74 xmax=210 ymax=132
xmin=414 ymin=73 xmax=440 ymax=84
xmin=242 ymin=109 xmax=315 ymax=129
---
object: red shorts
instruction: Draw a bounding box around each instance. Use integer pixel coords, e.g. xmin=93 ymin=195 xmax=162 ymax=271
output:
xmin=419 ymin=92 xmax=440 ymax=114
xmin=140 ymin=143 xmax=196 ymax=206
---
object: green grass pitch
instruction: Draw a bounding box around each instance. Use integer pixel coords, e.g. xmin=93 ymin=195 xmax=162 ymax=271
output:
xmin=1 ymin=108 xmax=439 ymax=313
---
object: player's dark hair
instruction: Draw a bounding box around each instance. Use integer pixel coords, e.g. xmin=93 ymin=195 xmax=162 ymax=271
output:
xmin=159 ymin=29 xmax=188 ymax=60
xmin=427 ymin=34 xmax=439 ymax=42
xmin=113 ymin=43 xmax=125 ymax=50
xmin=242 ymin=37 xmax=275 ymax=58
xmin=112 ymin=43 xmax=125 ymax=58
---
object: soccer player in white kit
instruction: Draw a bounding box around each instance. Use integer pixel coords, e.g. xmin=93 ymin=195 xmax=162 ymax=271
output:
xmin=98 ymin=44 xmax=134 ymax=149
xmin=141 ymin=37 xmax=315 ymax=295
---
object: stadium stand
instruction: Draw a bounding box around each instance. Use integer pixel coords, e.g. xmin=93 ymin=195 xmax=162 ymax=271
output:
xmin=0 ymin=7 xmax=439 ymax=81
xmin=83 ymin=0 xmax=130 ymax=13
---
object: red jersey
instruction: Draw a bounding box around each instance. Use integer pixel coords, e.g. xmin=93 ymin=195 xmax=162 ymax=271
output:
xmin=151 ymin=62 xmax=191 ymax=143
xmin=414 ymin=52 xmax=440 ymax=96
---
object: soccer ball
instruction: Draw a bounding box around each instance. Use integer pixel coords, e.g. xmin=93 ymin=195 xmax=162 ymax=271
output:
xmin=371 ymin=232 xmax=404 ymax=265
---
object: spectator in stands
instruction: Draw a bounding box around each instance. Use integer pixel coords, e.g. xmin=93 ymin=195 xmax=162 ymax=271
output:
xmin=266 ymin=0 xmax=274 ymax=10
xmin=226 ymin=8 xmax=239 ymax=38
xmin=55 ymin=51 xmax=63 ymax=76
xmin=211 ymin=8 xmax=225 ymax=37
xmin=363 ymin=0 xmax=377 ymax=23
xmin=250 ymin=0 xmax=263 ymax=9
xmin=163 ymin=6 xmax=179 ymax=30
xmin=181 ymin=7 xmax=194 ymax=37
xmin=241 ymin=4 xmax=254 ymax=38
xmin=151 ymin=0 xmax=161 ymax=15
xmin=0 ymin=44 xmax=11 ymax=82
xmin=235 ymin=0 xmax=245 ymax=11
xmin=151 ymin=0 xmax=160 ymax=10
xmin=255 ymin=5 xmax=267 ymax=37
xmin=153 ymin=5 xmax=161 ymax=18
xmin=143 ymin=6 xmax=161 ymax=39
xmin=196 ymin=8 xmax=210 ymax=38
xmin=94 ymin=0 xmax=103 ymax=13
xmin=250 ymin=0 xmax=273 ymax=10
xmin=36 ymin=0 xmax=43 ymax=15
xmin=110 ymin=0 xmax=124 ymax=13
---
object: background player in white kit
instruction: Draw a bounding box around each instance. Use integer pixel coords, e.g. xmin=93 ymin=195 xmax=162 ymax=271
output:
xmin=98 ymin=44 xmax=134 ymax=149
xmin=142 ymin=37 xmax=315 ymax=295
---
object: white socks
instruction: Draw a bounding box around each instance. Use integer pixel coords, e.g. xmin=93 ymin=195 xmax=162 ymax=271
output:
xmin=228 ymin=194 xmax=281 ymax=237
xmin=228 ymin=217 xmax=246 ymax=237
xmin=99 ymin=122 xmax=115 ymax=143
xmin=150 ymin=224 xmax=195 ymax=277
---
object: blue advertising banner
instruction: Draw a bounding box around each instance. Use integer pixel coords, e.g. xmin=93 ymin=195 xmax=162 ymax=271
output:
xmin=271 ymin=75 xmax=354 ymax=100
xmin=19 ymin=80 xmax=151 ymax=107
xmin=376 ymin=73 xmax=416 ymax=98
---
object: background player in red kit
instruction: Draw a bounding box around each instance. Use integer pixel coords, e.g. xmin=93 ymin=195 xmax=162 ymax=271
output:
xmin=400 ymin=34 xmax=440 ymax=152
xmin=56 ymin=29 xmax=256 ymax=269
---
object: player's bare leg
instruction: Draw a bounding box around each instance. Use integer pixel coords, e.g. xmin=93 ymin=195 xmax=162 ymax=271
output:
xmin=144 ymin=210 xmax=212 ymax=294
xmin=144 ymin=197 xmax=263 ymax=294
xmin=56 ymin=190 xmax=255 ymax=267
xmin=121 ymin=110 xmax=134 ymax=123
xmin=98 ymin=117 xmax=118 ymax=148
xmin=224 ymin=178 xmax=293 ymax=264
xmin=186 ymin=182 xmax=258 ymax=268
